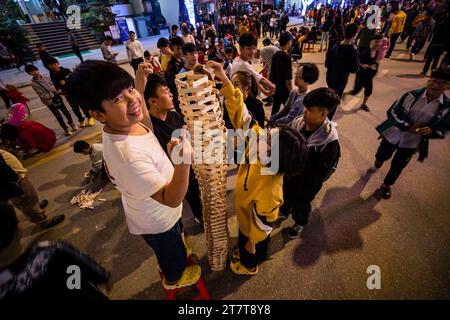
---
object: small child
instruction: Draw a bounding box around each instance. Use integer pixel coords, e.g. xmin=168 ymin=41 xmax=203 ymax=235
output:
xmin=207 ymin=61 xmax=309 ymax=275
xmin=73 ymin=140 xmax=106 ymax=181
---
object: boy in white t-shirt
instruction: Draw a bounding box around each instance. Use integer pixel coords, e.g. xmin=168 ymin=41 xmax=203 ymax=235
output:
xmin=66 ymin=60 xmax=200 ymax=290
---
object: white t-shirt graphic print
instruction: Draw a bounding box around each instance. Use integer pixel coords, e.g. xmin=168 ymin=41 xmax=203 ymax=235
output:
xmin=102 ymin=123 xmax=182 ymax=235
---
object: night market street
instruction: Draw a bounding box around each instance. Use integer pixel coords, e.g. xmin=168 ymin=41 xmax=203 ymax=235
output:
xmin=3 ymin=40 xmax=448 ymax=300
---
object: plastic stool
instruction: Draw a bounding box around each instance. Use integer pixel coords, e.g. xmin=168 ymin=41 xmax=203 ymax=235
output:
xmin=158 ymin=254 xmax=210 ymax=300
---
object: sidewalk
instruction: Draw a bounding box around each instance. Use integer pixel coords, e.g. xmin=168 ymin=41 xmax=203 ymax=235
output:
xmin=0 ymin=17 xmax=304 ymax=88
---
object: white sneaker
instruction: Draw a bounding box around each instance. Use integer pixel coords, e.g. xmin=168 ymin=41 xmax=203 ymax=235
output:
xmin=70 ymin=123 xmax=79 ymax=131
xmin=331 ymin=121 xmax=338 ymax=127
xmin=65 ymin=129 xmax=72 ymax=136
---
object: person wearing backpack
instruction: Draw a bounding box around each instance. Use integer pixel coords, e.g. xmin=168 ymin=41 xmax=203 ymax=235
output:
xmin=280 ymin=88 xmax=341 ymax=238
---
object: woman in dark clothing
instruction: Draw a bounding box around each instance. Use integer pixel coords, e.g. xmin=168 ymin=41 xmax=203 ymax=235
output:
xmin=328 ymin=16 xmax=345 ymax=48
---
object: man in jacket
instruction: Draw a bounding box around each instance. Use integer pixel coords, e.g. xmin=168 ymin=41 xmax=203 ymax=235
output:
xmin=281 ymin=88 xmax=341 ymax=238
xmin=374 ymin=68 xmax=450 ymax=199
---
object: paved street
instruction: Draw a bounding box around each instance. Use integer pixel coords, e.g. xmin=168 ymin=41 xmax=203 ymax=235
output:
xmin=3 ymin=41 xmax=449 ymax=300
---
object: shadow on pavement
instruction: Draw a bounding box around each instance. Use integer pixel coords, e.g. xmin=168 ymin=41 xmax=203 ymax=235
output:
xmin=37 ymin=161 xmax=89 ymax=191
xmin=291 ymin=169 xmax=382 ymax=267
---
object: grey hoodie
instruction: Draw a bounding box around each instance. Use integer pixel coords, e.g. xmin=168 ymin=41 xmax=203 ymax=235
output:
xmin=291 ymin=115 xmax=339 ymax=151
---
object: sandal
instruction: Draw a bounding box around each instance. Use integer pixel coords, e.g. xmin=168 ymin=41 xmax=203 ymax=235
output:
xmin=230 ymin=259 xmax=258 ymax=275
xmin=162 ymin=264 xmax=201 ymax=290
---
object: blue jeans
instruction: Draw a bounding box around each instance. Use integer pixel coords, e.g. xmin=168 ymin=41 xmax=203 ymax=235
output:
xmin=142 ymin=220 xmax=187 ymax=282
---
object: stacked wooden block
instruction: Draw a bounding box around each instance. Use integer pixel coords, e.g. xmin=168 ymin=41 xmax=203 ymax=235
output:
xmin=175 ymin=68 xmax=229 ymax=271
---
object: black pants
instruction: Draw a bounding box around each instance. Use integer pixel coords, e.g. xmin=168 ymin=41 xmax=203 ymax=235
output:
xmin=130 ymin=57 xmax=144 ymax=73
xmin=47 ymin=101 xmax=73 ymax=130
xmin=72 ymin=45 xmax=83 ymax=62
xmin=411 ymin=41 xmax=425 ymax=55
xmin=385 ymin=32 xmax=401 ymax=57
xmin=269 ymin=27 xmax=276 ymax=38
xmin=422 ymin=44 xmax=445 ymax=74
xmin=350 ymin=71 xmax=374 ymax=97
xmin=238 ymin=230 xmax=270 ymax=270
xmin=400 ymin=25 xmax=412 ymax=42
xmin=271 ymin=85 xmax=290 ymax=117
xmin=375 ymin=138 xmax=416 ymax=186
xmin=185 ymin=173 xmax=203 ymax=223
xmin=141 ymin=220 xmax=187 ymax=282
xmin=281 ymin=174 xmax=323 ymax=226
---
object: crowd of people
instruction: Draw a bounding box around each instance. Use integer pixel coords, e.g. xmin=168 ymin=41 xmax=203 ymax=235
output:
xmin=1 ymin=0 xmax=450 ymax=300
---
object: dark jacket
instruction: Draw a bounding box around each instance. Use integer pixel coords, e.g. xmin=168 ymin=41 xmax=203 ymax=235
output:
xmin=50 ymin=67 xmax=71 ymax=93
xmin=325 ymin=43 xmax=359 ymax=94
xmin=376 ymin=88 xmax=450 ymax=161
xmin=291 ymin=115 xmax=341 ymax=185
xmin=0 ymin=241 xmax=109 ymax=300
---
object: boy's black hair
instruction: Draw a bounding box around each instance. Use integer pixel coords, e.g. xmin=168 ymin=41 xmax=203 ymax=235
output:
xmin=104 ymin=35 xmax=113 ymax=41
xmin=171 ymin=36 xmax=185 ymax=48
xmin=24 ymin=64 xmax=38 ymax=73
xmin=303 ymin=87 xmax=340 ymax=112
xmin=344 ymin=23 xmax=358 ymax=39
xmin=298 ymin=63 xmax=319 ymax=84
xmin=73 ymin=140 xmax=90 ymax=153
xmin=238 ymin=32 xmax=257 ymax=48
xmin=171 ymin=24 xmax=179 ymax=31
xmin=276 ymin=126 xmax=309 ymax=177
xmin=0 ymin=202 xmax=18 ymax=252
xmin=182 ymin=42 xmax=197 ymax=55
xmin=143 ymin=73 xmax=167 ymax=108
xmin=144 ymin=50 xmax=151 ymax=57
xmin=47 ymin=57 xmax=59 ymax=65
xmin=262 ymin=38 xmax=272 ymax=46
xmin=36 ymin=42 xmax=43 ymax=48
xmin=225 ymin=46 xmax=234 ymax=54
xmin=129 ymin=31 xmax=135 ymax=35
xmin=157 ymin=37 xmax=170 ymax=48
xmin=431 ymin=68 xmax=450 ymax=82
xmin=65 ymin=60 xmax=134 ymax=113
xmin=279 ymin=32 xmax=293 ymax=47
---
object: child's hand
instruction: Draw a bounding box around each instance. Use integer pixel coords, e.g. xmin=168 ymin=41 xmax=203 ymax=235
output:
xmin=135 ymin=62 xmax=154 ymax=93
xmin=206 ymin=60 xmax=229 ymax=84
xmin=245 ymin=240 xmax=256 ymax=254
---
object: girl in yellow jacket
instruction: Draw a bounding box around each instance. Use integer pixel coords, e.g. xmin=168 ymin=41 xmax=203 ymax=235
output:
xmin=206 ymin=61 xmax=309 ymax=275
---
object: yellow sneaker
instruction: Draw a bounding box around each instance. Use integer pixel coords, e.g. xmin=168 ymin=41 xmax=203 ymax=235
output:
xmin=162 ymin=265 xmax=201 ymax=290
xmin=88 ymin=117 xmax=95 ymax=126
xmin=79 ymin=120 xmax=87 ymax=127
xmin=230 ymin=259 xmax=258 ymax=275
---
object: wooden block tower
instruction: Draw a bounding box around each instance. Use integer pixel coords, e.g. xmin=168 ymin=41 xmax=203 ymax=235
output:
xmin=175 ymin=67 xmax=229 ymax=271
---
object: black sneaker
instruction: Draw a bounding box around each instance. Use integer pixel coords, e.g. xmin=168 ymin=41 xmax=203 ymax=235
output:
xmin=381 ymin=185 xmax=392 ymax=199
xmin=39 ymin=200 xmax=48 ymax=210
xmin=38 ymin=214 xmax=65 ymax=231
xmin=374 ymin=159 xmax=383 ymax=169
xmin=287 ymin=224 xmax=304 ymax=239
xmin=360 ymin=104 xmax=370 ymax=112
